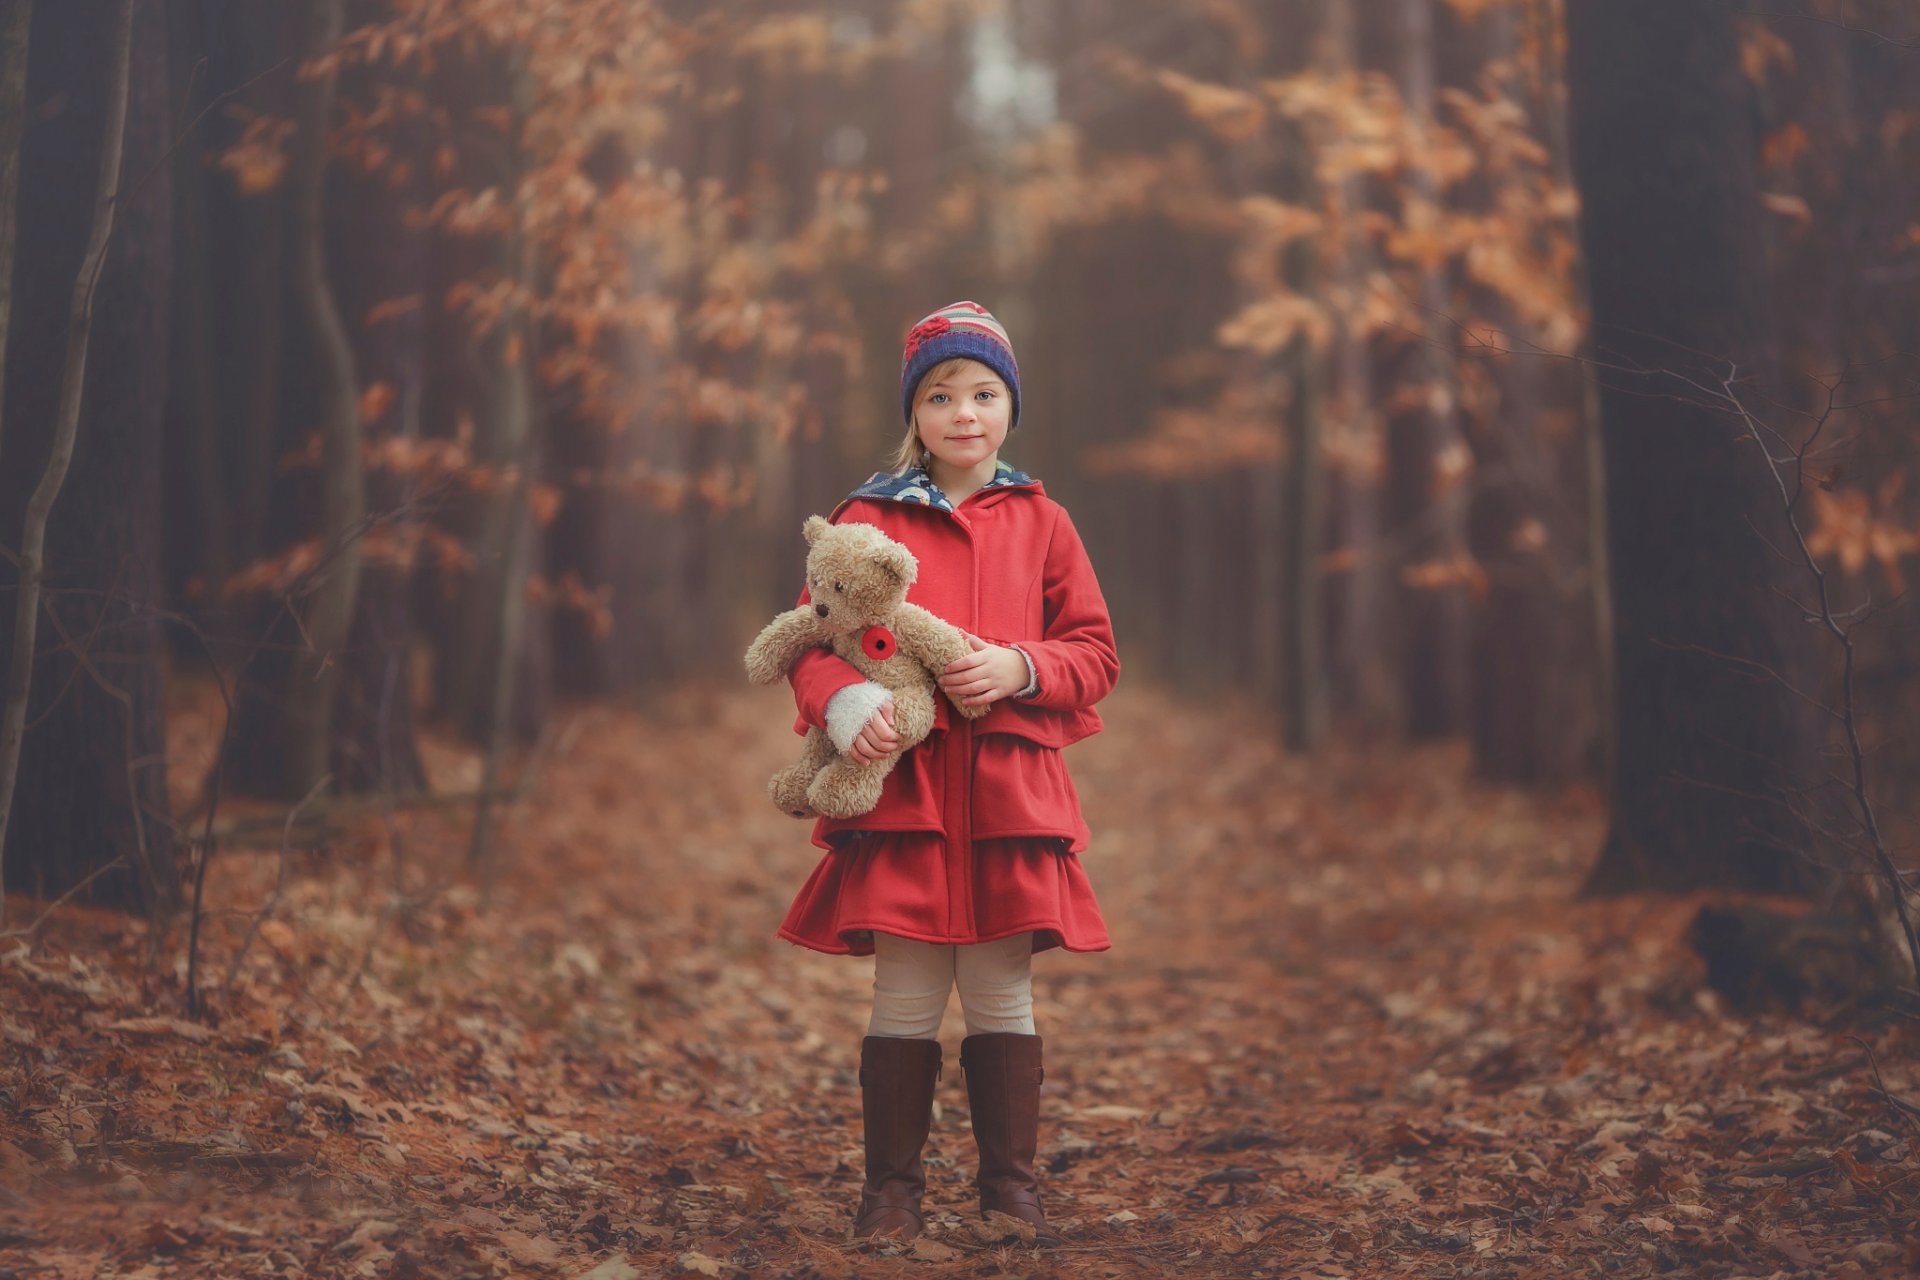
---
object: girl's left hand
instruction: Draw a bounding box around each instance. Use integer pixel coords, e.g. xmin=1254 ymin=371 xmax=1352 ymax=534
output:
xmin=939 ymin=633 xmax=1027 ymax=708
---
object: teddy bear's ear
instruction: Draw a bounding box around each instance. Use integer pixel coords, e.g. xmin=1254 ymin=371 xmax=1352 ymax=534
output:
xmin=802 ymin=515 xmax=830 ymax=546
xmin=878 ymin=540 xmax=917 ymax=588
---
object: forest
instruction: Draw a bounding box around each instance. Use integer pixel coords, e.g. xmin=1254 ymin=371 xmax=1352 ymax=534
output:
xmin=0 ymin=0 xmax=1917 ymax=1276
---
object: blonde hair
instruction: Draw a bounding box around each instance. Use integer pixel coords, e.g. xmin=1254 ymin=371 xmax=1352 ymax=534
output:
xmin=885 ymin=357 xmax=1006 ymax=473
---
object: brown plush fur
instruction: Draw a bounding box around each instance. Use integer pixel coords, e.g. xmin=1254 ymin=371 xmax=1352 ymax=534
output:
xmin=745 ymin=515 xmax=986 ymax=819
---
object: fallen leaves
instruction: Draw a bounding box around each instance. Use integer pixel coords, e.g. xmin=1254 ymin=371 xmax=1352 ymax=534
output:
xmin=906 ymin=1236 xmax=961 ymax=1261
xmin=1198 ymin=1127 xmax=1276 ymax=1154
xmin=102 ymin=1016 xmax=216 ymax=1044
xmin=0 ymin=679 xmax=1913 ymax=1278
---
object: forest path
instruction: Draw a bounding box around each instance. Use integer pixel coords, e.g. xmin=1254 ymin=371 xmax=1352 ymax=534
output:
xmin=5 ymin=680 xmax=1912 ymax=1278
xmin=487 ymin=680 xmax=1906 ymax=1277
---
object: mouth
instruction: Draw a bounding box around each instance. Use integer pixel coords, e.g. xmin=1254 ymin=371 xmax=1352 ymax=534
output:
xmin=949 ymin=434 xmax=982 ymax=442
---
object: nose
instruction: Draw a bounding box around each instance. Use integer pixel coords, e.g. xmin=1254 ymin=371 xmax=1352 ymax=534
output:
xmin=814 ymin=603 xmax=829 ymax=618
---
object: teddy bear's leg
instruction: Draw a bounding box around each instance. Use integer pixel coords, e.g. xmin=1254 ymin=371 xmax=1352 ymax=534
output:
xmin=888 ymin=683 xmax=936 ymax=744
xmin=770 ymin=728 xmax=836 ymax=819
xmin=808 ymin=752 xmax=895 ymax=819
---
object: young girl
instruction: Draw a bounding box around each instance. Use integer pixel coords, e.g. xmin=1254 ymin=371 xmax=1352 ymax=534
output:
xmin=778 ymin=301 xmax=1119 ymax=1245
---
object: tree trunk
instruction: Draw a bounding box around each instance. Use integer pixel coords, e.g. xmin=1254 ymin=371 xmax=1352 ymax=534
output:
xmin=282 ymin=0 xmax=364 ymax=798
xmin=224 ymin=4 xmax=293 ymax=576
xmin=1564 ymin=0 xmax=1822 ymax=895
xmin=163 ymin=0 xmax=235 ymax=608
xmin=0 ymin=0 xmax=172 ymax=916
xmin=1279 ymin=308 xmax=1326 ymax=751
xmin=468 ymin=219 xmax=536 ymax=880
xmin=1369 ymin=0 xmax=1471 ymax=738
xmin=467 ymin=51 xmax=540 ymax=875
xmin=326 ymin=2 xmax=427 ymax=793
xmin=1315 ymin=0 xmax=1396 ymax=734
xmin=0 ymin=0 xmax=31 ymax=455
xmin=206 ymin=2 xmax=304 ymax=800
xmin=441 ymin=51 xmax=548 ymax=742
xmin=1434 ymin=0 xmax=1596 ymax=785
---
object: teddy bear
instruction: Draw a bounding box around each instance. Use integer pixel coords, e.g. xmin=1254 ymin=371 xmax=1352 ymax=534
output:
xmin=745 ymin=515 xmax=987 ymax=819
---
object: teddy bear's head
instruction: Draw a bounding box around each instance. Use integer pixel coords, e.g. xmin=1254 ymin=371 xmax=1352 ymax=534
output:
xmin=801 ymin=515 xmax=917 ymax=633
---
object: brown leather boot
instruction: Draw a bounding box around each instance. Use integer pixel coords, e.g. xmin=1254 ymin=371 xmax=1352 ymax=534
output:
xmin=853 ymin=1035 xmax=942 ymax=1240
xmin=960 ymin=1032 xmax=1060 ymax=1246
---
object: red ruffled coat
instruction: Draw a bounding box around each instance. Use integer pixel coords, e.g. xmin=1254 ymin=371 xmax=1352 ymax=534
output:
xmin=776 ymin=466 xmax=1118 ymax=957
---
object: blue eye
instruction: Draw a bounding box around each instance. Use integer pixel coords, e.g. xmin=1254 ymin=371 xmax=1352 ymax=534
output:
xmin=975 ymin=390 xmax=996 ymax=401
xmin=929 ymin=392 xmax=949 ymax=404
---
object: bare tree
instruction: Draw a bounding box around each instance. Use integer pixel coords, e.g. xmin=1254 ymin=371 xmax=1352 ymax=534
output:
xmin=327 ymin=0 xmax=430 ymax=794
xmin=430 ymin=40 xmax=550 ymax=743
xmin=1315 ymin=0 xmax=1396 ymax=733
xmin=0 ymin=0 xmax=145 ymax=916
xmin=468 ymin=58 xmax=539 ymax=888
xmin=0 ymin=0 xmax=30 ymax=459
xmin=1366 ymin=0 xmax=1472 ymax=739
xmin=1436 ymin=0 xmax=1602 ymax=785
xmin=164 ymin=0 xmax=236 ymax=601
xmin=282 ymin=0 xmax=366 ymax=799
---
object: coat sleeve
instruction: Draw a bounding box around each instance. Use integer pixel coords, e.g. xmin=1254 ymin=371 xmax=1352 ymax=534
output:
xmin=787 ymin=553 xmax=870 ymax=738
xmin=1018 ymin=507 xmax=1120 ymax=711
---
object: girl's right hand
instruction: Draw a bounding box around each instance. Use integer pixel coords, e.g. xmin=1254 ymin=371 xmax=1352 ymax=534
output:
xmin=848 ymin=700 xmax=900 ymax=764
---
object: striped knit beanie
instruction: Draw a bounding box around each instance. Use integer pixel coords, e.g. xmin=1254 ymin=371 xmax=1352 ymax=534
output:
xmin=899 ymin=301 xmax=1022 ymax=431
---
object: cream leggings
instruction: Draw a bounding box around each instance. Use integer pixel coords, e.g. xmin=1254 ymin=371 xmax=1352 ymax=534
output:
xmin=867 ymin=932 xmax=1036 ymax=1039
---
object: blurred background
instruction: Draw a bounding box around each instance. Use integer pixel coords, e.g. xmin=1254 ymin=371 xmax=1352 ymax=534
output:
xmin=0 ymin=0 xmax=1916 ymax=959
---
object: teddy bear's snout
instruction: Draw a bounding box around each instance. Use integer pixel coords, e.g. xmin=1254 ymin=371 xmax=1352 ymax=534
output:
xmin=814 ymin=603 xmax=829 ymax=618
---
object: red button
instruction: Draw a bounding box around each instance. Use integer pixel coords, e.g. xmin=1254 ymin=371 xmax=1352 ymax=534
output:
xmin=861 ymin=626 xmax=895 ymax=660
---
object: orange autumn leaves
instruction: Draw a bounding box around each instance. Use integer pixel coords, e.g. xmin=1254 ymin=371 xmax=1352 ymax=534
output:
xmin=197 ymin=1 xmax=885 ymax=637
xmin=1808 ymin=474 xmax=1920 ymax=594
xmin=194 ymin=0 xmax=1920 ymax=613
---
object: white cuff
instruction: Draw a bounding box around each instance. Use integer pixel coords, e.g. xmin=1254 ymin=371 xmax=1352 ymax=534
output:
xmin=825 ymin=681 xmax=894 ymax=753
xmin=1010 ymin=644 xmax=1039 ymax=700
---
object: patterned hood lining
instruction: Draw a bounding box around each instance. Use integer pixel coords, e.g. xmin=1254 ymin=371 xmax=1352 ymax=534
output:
xmin=844 ymin=461 xmax=1040 ymax=514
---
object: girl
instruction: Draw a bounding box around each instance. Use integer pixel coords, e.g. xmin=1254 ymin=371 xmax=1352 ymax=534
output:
xmin=778 ymin=301 xmax=1119 ymax=1246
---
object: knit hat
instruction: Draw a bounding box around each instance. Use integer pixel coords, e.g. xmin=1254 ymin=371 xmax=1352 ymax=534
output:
xmin=899 ymin=301 xmax=1022 ymax=431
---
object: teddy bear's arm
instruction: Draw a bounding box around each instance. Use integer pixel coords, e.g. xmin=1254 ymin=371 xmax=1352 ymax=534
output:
xmin=744 ymin=608 xmax=832 ymax=684
xmin=888 ymin=604 xmax=987 ymax=717
xmin=888 ymin=603 xmax=971 ymax=671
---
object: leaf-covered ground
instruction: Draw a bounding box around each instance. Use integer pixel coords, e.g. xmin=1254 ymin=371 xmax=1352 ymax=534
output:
xmin=2 ymin=677 xmax=1915 ymax=1278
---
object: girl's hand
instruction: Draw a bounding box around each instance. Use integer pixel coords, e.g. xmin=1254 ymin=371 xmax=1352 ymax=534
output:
xmin=848 ymin=700 xmax=900 ymax=765
xmin=940 ymin=634 xmax=1028 ymax=709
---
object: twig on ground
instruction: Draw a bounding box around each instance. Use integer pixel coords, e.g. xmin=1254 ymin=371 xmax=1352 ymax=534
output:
xmin=203 ymin=783 xmax=532 ymax=845
xmin=1846 ymin=1034 xmax=1920 ymax=1143
xmin=220 ymin=773 xmax=330 ymax=1003
xmin=1705 ymin=1155 xmax=1834 ymax=1187
xmin=0 ymin=857 xmax=130 ymax=942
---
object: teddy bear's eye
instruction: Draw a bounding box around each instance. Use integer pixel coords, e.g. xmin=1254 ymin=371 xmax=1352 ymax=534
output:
xmin=833 ymin=582 xmax=844 ymax=593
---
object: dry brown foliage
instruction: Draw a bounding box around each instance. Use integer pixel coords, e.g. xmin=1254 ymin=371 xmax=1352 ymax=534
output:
xmin=0 ymin=679 xmax=1915 ymax=1276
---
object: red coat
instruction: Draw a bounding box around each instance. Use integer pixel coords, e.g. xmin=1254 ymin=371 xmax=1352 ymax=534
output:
xmin=776 ymin=465 xmax=1118 ymax=956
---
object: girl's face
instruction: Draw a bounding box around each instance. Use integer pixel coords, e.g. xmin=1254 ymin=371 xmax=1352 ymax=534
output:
xmin=913 ymin=359 xmax=1011 ymax=472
